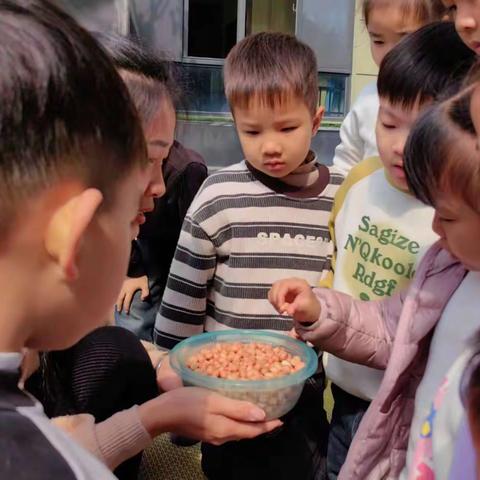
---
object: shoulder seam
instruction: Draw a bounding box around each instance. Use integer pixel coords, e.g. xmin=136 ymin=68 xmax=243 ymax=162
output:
xmin=331 ymin=156 xmax=383 ymax=221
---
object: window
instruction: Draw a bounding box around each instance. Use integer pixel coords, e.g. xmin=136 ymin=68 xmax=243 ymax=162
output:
xmin=177 ymin=63 xmax=229 ymax=116
xmin=319 ymin=73 xmax=348 ymax=120
xmin=245 ymin=0 xmax=296 ymax=36
xmin=184 ymin=0 xmax=297 ymax=61
xmin=186 ymin=0 xmax=238 ymax=59
xmin=180 ymin=0 xmax=347 ymax=123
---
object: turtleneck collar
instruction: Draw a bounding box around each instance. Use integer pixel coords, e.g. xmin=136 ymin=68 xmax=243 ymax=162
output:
xmin=246 ymin=151 xmax=330 ymax=199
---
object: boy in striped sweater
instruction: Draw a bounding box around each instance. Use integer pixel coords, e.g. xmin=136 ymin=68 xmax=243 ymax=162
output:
xmin=154 ymin=32 xmax=342 ymax=479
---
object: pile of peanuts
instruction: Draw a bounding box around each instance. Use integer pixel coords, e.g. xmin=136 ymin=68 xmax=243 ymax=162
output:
xmin=186 ymin=341 xmax=305 ymax=380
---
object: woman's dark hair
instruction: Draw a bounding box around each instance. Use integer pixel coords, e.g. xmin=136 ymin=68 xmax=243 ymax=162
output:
xmin=378 ymin=22 xmax=475 ymax=109
xmin=95 ymin=32 xmax=181 ymax=125
xmin=404 ymin=86 xmax=480 ymax=212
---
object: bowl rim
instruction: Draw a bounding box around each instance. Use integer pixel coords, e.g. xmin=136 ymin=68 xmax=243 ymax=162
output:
xmin=169 ymin=329 xmax=319 ymax=389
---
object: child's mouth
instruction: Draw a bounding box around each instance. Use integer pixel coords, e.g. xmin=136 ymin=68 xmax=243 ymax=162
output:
xmin=391 ymin=164 xmax=405 ymax=179
xmin=135 ymin=212 xmax=147 ymax=225
xmin=470 ymin=41 xmax=480 ymax=54
xmin=264 ymin=161 xmax=285 ymax=172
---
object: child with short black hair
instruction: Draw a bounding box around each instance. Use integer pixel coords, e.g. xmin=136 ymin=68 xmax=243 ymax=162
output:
xmin=0 ymin=2 xmax=280 ymax=478
xmin=0 ymin=1 xmax=147 ymax=477
xmin=155 ymin=32 xmax=344 ymax=479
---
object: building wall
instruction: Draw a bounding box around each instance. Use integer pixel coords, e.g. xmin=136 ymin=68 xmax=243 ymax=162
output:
xmin=176 ymin=121 xmax=341 ymax=169
xmin=350 ymin=0 xmax=378 ymax=103
xmin=57 ymin=0 xmax=366 ymax=168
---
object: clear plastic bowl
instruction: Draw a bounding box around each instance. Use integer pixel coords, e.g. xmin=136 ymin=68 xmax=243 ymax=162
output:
xmin=170 ymin=329 xmax=318 ymax=420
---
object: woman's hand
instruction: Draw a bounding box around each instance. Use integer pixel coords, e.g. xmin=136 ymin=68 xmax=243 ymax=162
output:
xmin=116 ymin=276 xmax=149 ymax=314
xmin=140 ymin=341 xmax=183 ymax=392
xmin=139 ymin=387 xmax=282 ymax=445
xmin=156 ymin=353 xmax=183 ymax=392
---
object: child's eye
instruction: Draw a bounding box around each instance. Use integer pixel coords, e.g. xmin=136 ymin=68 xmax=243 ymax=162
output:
xmin=244 ymin=130 xmax=260 ymax=136
xmin=281 ymin=126 xmax=298 ymax=133
xmin=381 ymin=122 xmax=396 ymax=130
xmin=373 ymin=40 xmax=385 ymax=45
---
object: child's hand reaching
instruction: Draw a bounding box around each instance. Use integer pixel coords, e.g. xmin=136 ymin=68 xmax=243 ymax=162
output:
xmin=268 ymin=278 xmax=321 ymax=326
xmin=116 ymin=275 xmax=149 ymax=314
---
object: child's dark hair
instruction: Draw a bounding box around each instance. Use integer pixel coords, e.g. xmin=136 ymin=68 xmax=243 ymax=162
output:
xmin=362 ymin=0 xmax=446 ymax=26
xmin=95 ymin=33 xmax=181 ymax=126
xmin=224 ymin=32 xmax=318 ymax=114
xmin=378 ymin=22 xmax=475 ymax=109
xmin=0 ymin=0 xmax=146 ymax=233
xmin=404 ymin=87 xmax=480 ymax=213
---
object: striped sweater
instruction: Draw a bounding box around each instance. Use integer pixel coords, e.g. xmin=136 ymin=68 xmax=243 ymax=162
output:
xmin=154 ymin=160 xmax=343 ymax=349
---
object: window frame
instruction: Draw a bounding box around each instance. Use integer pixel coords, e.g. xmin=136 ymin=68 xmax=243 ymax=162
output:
xmin=180 ymin=0 xmax=348 ymax=123
xmin=182 ymin=0 xmax=247 ymax=64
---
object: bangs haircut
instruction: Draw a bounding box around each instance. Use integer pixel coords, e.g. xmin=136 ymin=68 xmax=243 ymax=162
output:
xmin=363 ymin=0 xmax=446 ymax=25
xmin=404 ymin=87 xmax=480 ymax=213
xmin=224 ymin=32 xmax=318 ymax=114
xmin=95 ymin=33 xmax=181 ymax=126
xmin=0 ymin=0 xmax=147 ymax=233
xmin=377 ymin=22 xmax=475 ymax=109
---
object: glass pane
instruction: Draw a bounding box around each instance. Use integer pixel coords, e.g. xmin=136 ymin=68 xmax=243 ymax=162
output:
xmin=245 ymin=0 xmax=296 ymax=36
xmin=177 ymin=65 xmax=347 ymax=120
xmin=177 ymin=64 xmax=230 ymax=115
xmin=187 ymin=0 xmax=238 ymax=58
xmin=318 ymin=73 xmax=347 ymax=119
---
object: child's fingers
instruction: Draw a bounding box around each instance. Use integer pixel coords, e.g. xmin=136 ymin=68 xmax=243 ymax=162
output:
xmin=124 ymin=290 xmax=134 ymax=314
xmin=216 ymin=418 xmax=283 ymax=444
xmin=267 ymin=282 xmax=281 ymax=308
xmin=116 ymin=291 xmax=125 ymax=313
xmin=278 ymin=302 xmax=295 ymax=317
xmin=140 ymin=284 xmax=149 ymax=301
xmin=270 ymin=282 xmax=292 ymax=310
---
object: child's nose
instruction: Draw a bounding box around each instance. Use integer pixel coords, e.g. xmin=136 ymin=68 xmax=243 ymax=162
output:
xmin=392 ymin=140 xmax=404 ymax=157
xmin=262 ymin=140 xmax=282 ymax=156
xmin=456 ymin=8 xmax=477 ymax=32
xmin=147 ymin=169 xmax=166 ymax=198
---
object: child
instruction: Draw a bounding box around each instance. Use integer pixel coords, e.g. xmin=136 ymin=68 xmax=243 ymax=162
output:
xmin=406 ymin=81 xmax=480 ymax=480
xmin=155 ymin=32 xmax=343 ymax=479
xmin=269 ymin=83 xmax=480 ymax=478
xmin=323 ymin=21 xmax=474 ymax=479
xmin=96 ymin=34 xmax=208 ymax=342
xmin=444 ymin=0 xmax=480 ymax=53
xmin=0 ymin=2 xmax=280 ymax=478
xmin=332 ymin=0 xmax=445 ymax=175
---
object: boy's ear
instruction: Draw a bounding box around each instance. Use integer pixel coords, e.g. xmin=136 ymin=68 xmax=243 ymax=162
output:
xmin=45 ymin=188 xmax=103 ymax=282
xmin=312 ymin=106 xmax=325 ymax=136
